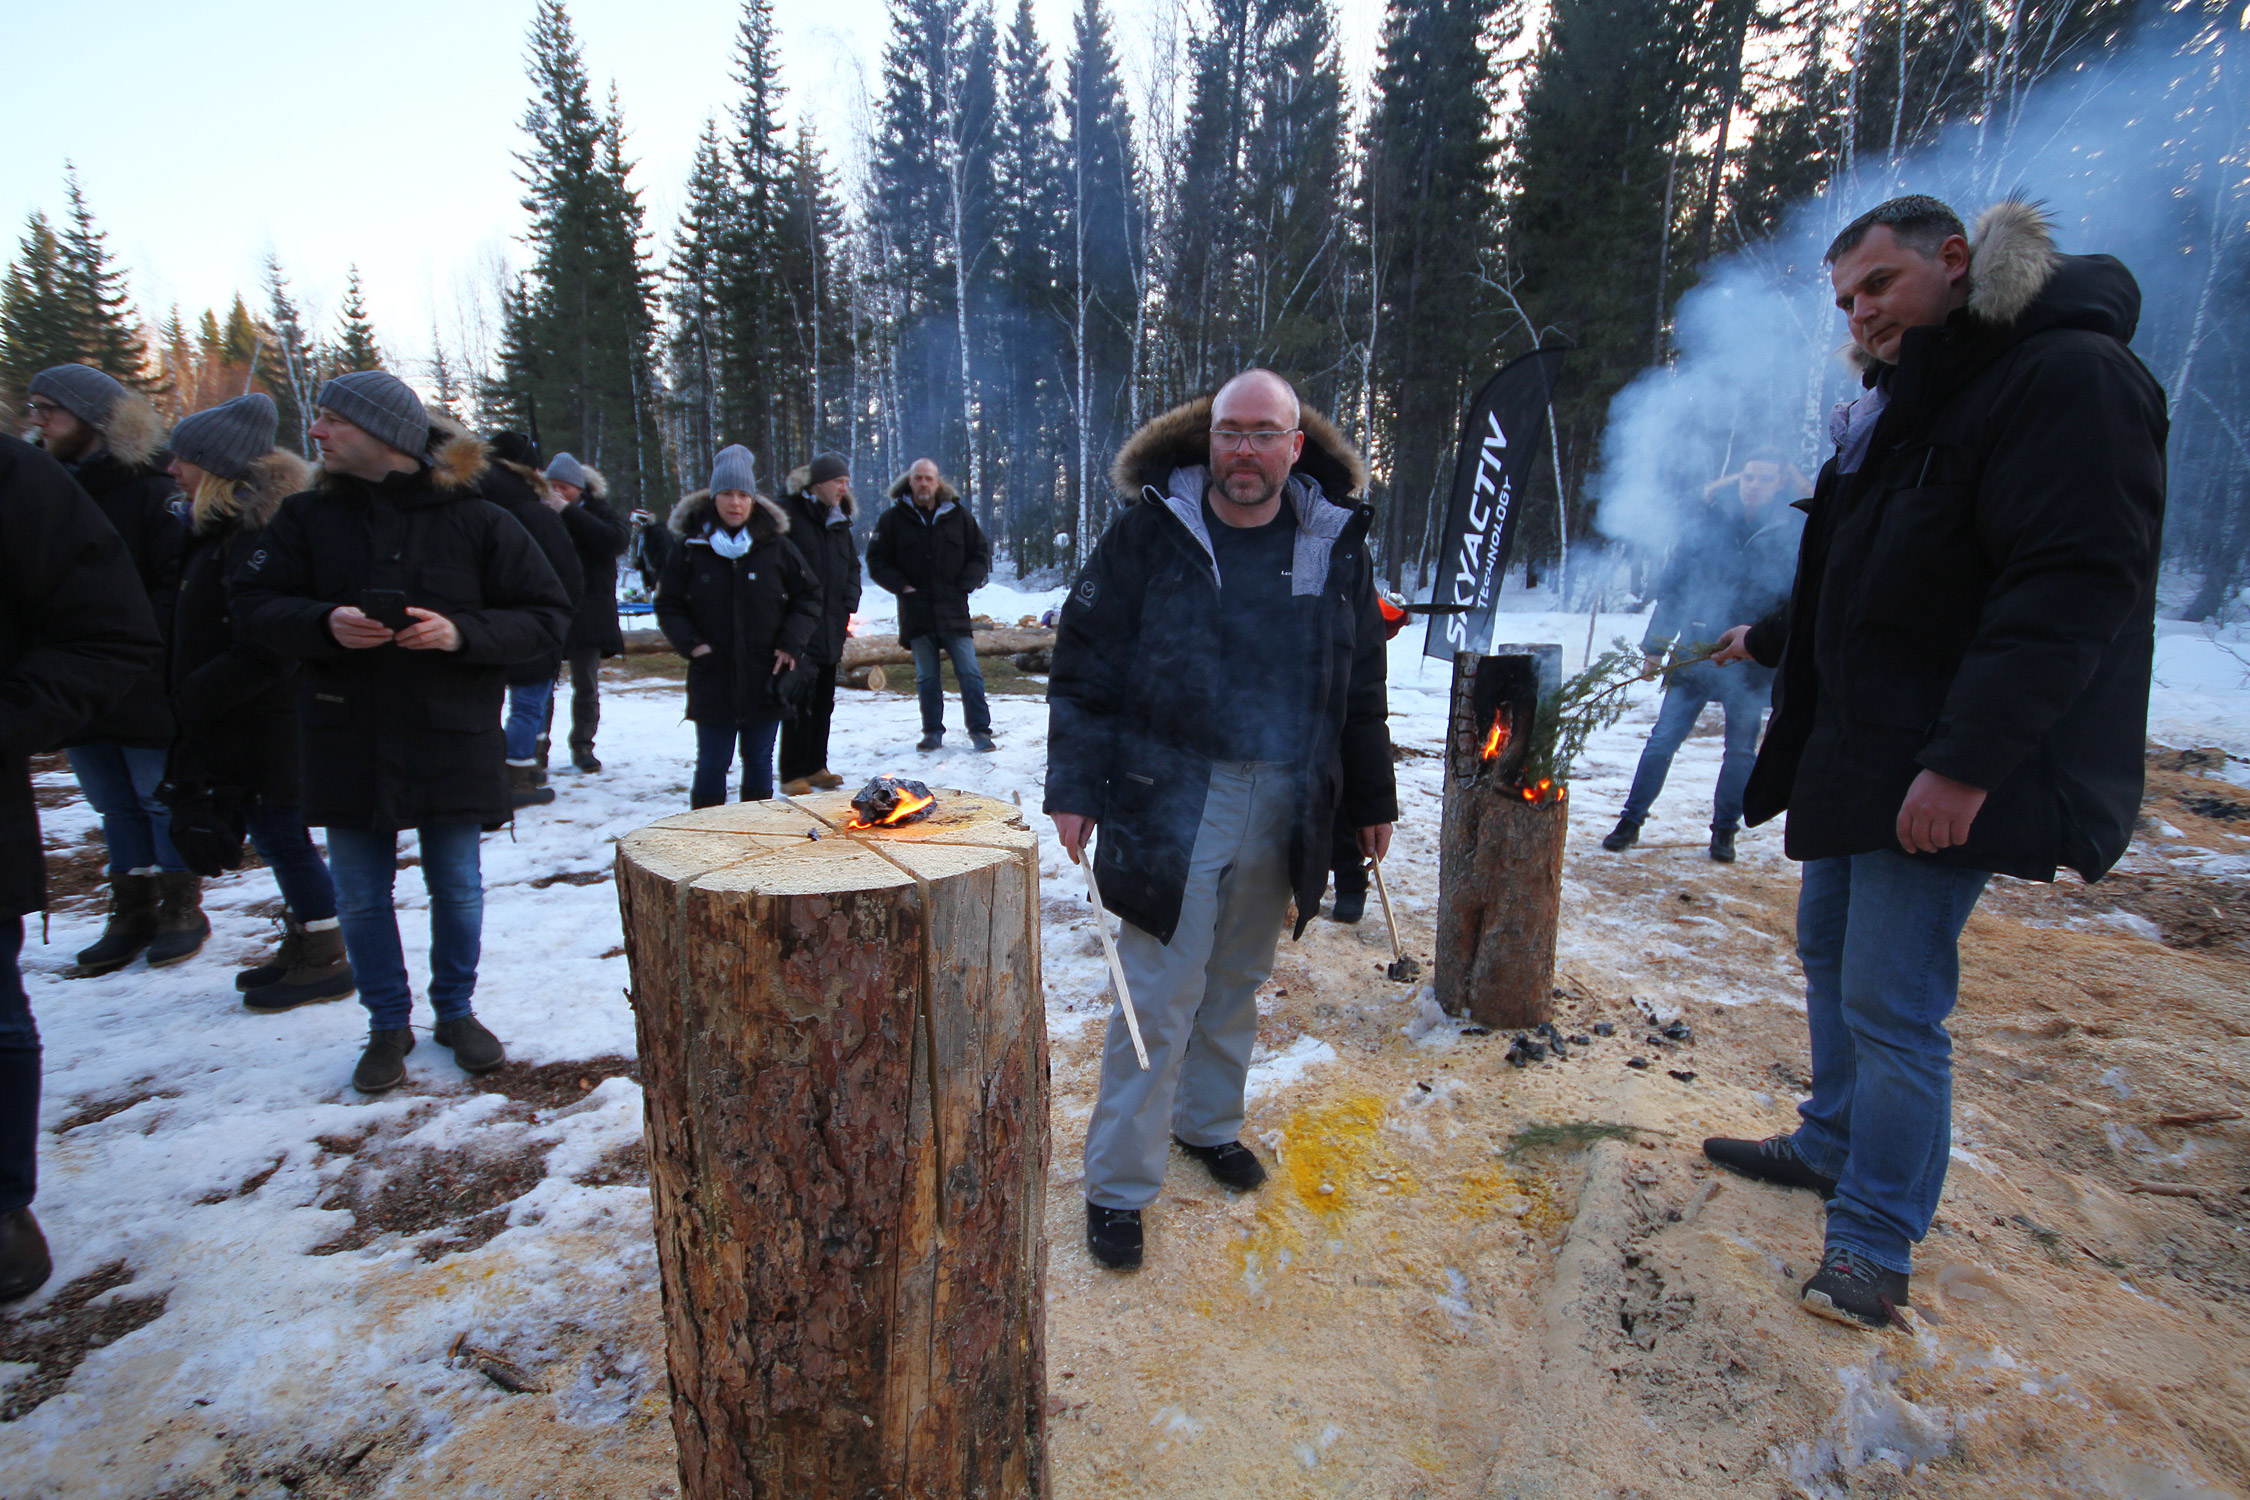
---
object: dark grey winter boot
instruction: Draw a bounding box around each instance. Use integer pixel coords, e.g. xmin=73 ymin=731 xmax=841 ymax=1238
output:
xmin=236 ymin=917 xmax=306 ymax=992
xmin=146 ymin=872 xmax=211 ymax=967
xmin=507 ymin=761 xmax=555 ymax=808
xmin=353 ymin=1029 xmax=416 ymax=1094
xmin=243 ymin=923 xmax=356 ymax=1012
xmin=73 ymin=872 xmax=160 ymax=976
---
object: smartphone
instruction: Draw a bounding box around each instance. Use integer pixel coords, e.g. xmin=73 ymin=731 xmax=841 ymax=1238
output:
xmin=360 ymin=589 xmax=412 ymax=631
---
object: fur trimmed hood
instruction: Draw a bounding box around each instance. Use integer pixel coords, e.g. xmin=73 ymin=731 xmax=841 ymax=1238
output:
xmin=575 ymin=463 xmax=609 ymax=502
xmin=670 ymin=487 xmax=791 ymax=541
xmin=786 ymin=464 xmax=856 ymax=517
xmin=101 ymin=389 xmax=165 ymax=467
xmin=193 ymin=448 xmax=313 ymax=535
xmin=1843 ymin=199 xmax=2071 ymax=372
xmin=887 ymin=471 xmax=961 ymax=509
xmin=316 ymin=409 xmax=488 ymax=495
xmin=496 ymin=457 xmax=554 ymax=505
xmin=1110 ymin=394 xmax=1367 ymax=502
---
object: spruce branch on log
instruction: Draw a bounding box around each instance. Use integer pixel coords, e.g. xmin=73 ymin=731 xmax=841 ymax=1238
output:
xmin=1522 ymin=637 xmax=1721 ymax=786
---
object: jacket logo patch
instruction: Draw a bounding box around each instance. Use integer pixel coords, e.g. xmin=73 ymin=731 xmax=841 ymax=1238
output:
xmin=245 ymin=548 xmax=267 ymax=571
xmin=1073 ymin=575 xmax=1099 ymax=609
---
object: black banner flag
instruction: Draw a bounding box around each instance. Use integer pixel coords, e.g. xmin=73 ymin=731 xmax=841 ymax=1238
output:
xmin=1421 ymin=347 xmax=1567 ymax=662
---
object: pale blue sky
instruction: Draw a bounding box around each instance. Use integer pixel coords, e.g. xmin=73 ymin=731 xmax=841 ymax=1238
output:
xmin=1 ymin=0 xmax=1383 ymax=379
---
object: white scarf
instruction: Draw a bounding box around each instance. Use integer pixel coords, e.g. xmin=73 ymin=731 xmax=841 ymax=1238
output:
xmin=707 ymin=525 xmax=752 ymax=560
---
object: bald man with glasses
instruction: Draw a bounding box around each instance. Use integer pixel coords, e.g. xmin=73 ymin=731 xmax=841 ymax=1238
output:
xmin=1047 ymin=368 xmax=1397 ymax=1272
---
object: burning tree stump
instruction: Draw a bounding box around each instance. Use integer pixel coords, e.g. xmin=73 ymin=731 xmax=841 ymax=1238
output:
xmin=1437 ymin=646 xmax=1569 ymax=1029
xmin=615 ymin=789 xmax=1049 ymax=1500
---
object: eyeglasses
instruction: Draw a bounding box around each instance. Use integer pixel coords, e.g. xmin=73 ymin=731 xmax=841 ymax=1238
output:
xmin=1209 ymin=428 xmax=1298 ymax=453
xmin=25 ymin=400 xmax=62 ymax=417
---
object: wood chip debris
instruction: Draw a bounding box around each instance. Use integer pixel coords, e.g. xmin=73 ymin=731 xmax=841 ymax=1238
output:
xmin=448 ymin=1332 xmax=547 ymax=1394
xmin=2155 ymin=1109 xmax=2242 ymax=1127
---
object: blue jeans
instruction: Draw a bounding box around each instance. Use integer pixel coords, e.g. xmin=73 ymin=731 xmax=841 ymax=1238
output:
xmin=244 ymin=803 xmax=337 ymax=923
xmin=692 ymin=719 xmax=782 ymax=807
xmin=909 ymin=634 xmax=992 ymax=737
xmin=326 ymin=824 xmax=484 ymax=1030
xmin=1 ymin=918 xmax=37 ymax=1214
xmin=1790 ymin=850 xmax=1990 ymax=1274
xmin=66 ymin=743 xmax=186 ymax=873
xmin=1620 ymin=663 xmax=1769 ymax=831
xmin=505 ymin=678 xmax=555 ymax=760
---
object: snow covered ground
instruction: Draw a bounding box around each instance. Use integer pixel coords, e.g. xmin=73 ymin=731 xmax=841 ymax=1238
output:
xmin=4 ymin=582 xmax=2245 ymax=1495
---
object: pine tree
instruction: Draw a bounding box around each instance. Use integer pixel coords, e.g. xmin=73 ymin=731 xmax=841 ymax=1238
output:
xmin=718 ymin=0 xmax=795 ymax=466
xmin=1059 ymin=0 xmax=1141 ymax=551
xmin=262 ymin=253 xmax=321 ymax=456
xmin=332 ymin=266 xmax=384 ymax=373
xmin=0 ymin=212 xmax=78 ymax=407
xmin=55 ymin=168 xmax=150 ymax=386
xmin=774 ymin=125 xmax=851 ymax=463
xmin=666 ymin=118 xmax=737 ymax=489
xmin=992 ymin=0 xmax=1070 ymax=567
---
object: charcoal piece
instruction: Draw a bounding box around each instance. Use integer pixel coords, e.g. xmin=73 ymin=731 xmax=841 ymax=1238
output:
xmin=1567 ymin=1034 xmax=1591 ymax=1046
xmin=1592 ymin=1022 xmax=1616 ymax=1037
xmin=850 ymin=775 xmax=936 ymax=827
xmin=1663 ymin=1021 xmax=1694 ymax=1043
xmin=1668 ymin=1069 xmax=1698 ymax=1083
xmin=1626 ymin=1056 xmax=1650 ymax=1070
xmin=1459 ymin=1025 xmax=1493 ymax=1038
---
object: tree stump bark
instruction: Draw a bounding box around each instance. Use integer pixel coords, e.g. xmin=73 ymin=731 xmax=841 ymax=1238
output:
xmin=615 ymin=789 xmax=1049 ymax=1500
xmin=1436 ymin=648 xmax=1568 ymax=1028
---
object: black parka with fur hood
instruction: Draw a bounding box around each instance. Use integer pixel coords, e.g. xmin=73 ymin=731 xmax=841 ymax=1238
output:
xmin=476 ymin=452 xmax=585 ymax=685
xmin=655 ymin=491 xmax=822 ymax=724
xmin=865 ymin=474 xmax=989 ymax=640
xmin=781 ymin=464 xmax=863 ymax=667
xmin=1742 ymin=202 xmax=2169 ymax=882
xmin=1045 ymin=397 xmax=1397 ymax=945
xmin=230 ymin=425 xmax=573 ymax=831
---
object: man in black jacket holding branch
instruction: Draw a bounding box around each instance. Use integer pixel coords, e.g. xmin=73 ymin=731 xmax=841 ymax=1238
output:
xmin=1706 ymin=197 xmax=2167 ymax=1329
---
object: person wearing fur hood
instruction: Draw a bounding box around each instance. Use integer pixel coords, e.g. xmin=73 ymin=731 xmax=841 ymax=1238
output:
xmin=655 ymin=445 xmax=823 ymax=808
xmin=232 ymin=370 xmax=572 ymax=1096
xmin=1045 ymin=369 xmax=1397 ymax=1272
xmin=775 ymin=452 xmax=861 ymax=793
xmin=1704 ymin=197 xmax=2168 ymax=1330
xmin=864 ymin=458 xmax=994 ymax=752
xmin=541 ymin=452 xmax=629 ymax=774
xmin=24 ymin=364 xmax=196 ymax=977
xmin=164 ymin=393 xmax=352 ymax=1012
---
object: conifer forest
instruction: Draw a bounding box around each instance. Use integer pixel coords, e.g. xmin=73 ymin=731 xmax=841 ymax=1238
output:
xmin=3 ymin=0 xmax=2243 ymax=607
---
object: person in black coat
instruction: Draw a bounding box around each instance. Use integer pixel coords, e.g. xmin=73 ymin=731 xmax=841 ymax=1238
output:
xmin=0 ymin=432 xmax=163 ymax=1302
xmin=233 ymin=372 xmax=571 ymax=1096
xmin=655 ymin=445 xmax=822 ymax=808
xmin=542 ymin=452 xmax=629 ymax=773
xmin=775 ymin=452 xmax=861 ymax=792
xmin=865 ymin=458 xmax=993 ymax=752
xmin=24 ymin=364 xmax=197 ymax=974
xmin=479 ymin=432 xmax=584 ymax=807
xmin=1045 ymin=371 xmax=1397 ymax=1272
xmin=163 ymin=393 xmax=354 ymax=1012
xmin=1703 ymin=198 xmax=2168 ymax=1330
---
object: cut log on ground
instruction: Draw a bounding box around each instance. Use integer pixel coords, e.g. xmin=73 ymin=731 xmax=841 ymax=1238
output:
xmin=621 ymin=624 xmax=1056 ymax=664
xmin=1437 ymin=648 xmax=1568 ymax=1029
xmin=615 ymin=790 xmax=1049 ymax=1499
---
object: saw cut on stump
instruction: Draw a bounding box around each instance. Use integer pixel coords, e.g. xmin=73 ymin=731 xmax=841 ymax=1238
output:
xmin=1437 ymin=646 xmax=1568 ymax=1029
xmin=615 ymin=789 xmax=1049 ymax=1499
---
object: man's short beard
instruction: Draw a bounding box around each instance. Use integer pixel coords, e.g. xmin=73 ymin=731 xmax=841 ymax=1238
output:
xmin=43 ymin=425 xmax=97 ymax=463
xmin=1216 ymin=467 xmax=1283 ymax=508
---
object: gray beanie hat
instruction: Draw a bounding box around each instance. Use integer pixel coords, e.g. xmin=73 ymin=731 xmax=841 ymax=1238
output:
xmin=29 ymin=364 xmax=126 ymax=428
xmin=709 ymin=444 xmax=758 ymax=495
xmin=170 ymin=393 xmax=279 ymax=481
xmin=545 ymin=451 xmax=588 ymax=491
xmin=317 ymin=370 xmax=429 ymax=459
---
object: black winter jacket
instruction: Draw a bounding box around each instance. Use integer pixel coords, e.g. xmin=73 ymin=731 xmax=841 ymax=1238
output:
xmin=231 ymin=430 xmax=573 ymax=831
xmin=58 ymin=444 xmax=183 ymax=748
xmin=171 ymin=450 xmax=316 ymax=806
xmin=0 ymin=436 xmax=163 ymax=917
xmin=780 ymin=465 xmax=863 ymax=667
xmin=559 ymin=466 xmax=629 ymax=656
xmin=656 ymin=491 xmax=823 ymax=725
xmin=1742 ymin=203 xmax=2168 ymax=882
xmin=477 ymin=457 xmax=585 ymax=684
xmin=1046 ymin=397 xmax=1397 ymax=945
xmin=865 ymin=478 xmax=989 ymax=640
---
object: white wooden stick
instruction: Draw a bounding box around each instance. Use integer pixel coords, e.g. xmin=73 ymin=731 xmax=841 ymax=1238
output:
xmin=1082 ymin=841 xmax=1149 ymax=1071
xmin=1370 ymin=852 xmax=1405 ymax=966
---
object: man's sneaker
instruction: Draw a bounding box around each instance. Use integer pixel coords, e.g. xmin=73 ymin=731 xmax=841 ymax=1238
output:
xmin=0 ymin=1209 xmax=53 ymax=1302
xmin=1329 ymin=888 xmax=1366 ymax=924
xmin=809 ymin=769 xmax=845 ymax=790
xmin=1710 ymin=826 xmax=1738 ymax=862
xmin=1174 ymin=1137 xmax=1268 ymax=1191
xmin=917 ymin=732 xmax=944 ymax=752
xmin=971 ymin=732 xmax=998 ymax=753
xmin=1702 ymin=1134 xmax=1840 ymax=1196
xmin=434 ymin=1015 xmax=507 ymax=1074
xmin=1086 ymin=1203 xmax=1143 ymax=1270
xmin=1601 ymin=818 xmax=1642 ymax=852
xmin=1800 ymin=1245 xmax=1910 ymax=1329
xmin=353 ymin=1028 xmax=416 ymax=1094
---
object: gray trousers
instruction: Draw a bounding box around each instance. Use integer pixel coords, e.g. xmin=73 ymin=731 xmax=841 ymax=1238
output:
xmin=1082 ymin=761 xmax=1296 ymax=1210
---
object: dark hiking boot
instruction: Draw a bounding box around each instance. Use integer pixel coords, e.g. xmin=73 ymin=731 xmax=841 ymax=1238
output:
xmin=1175 ymin=1137 xmax=1268 ymax=1192
xmin=74 ymin=872 xmax=159 ymax=976
xmin=434 ymin=1015 xmax=506 ymax=1074
xmin=146 ymin=873 xmax=211 ymax=967
xmin=1702 ymin=1134 xmax=1840 ymax=1196
xmin=236 ymin=917 xmax=306 ymax=992
xmin=1710 ymin=826 xmax=1738 ymax=863
xmin=809 ymin=769 xmax=844 ymax=790
xmin=534 ymin=732 xmax=551 ymax=784
xmin=1086 ymin=1203 xmax=1143 ymax=1270
xmin=917 ymin=731 xmax=944 ymax=752
xmin=781 ymin=778 xmax=815 ymax=796
xmin=507 ymin=761 xmax=555 ymax=809
xmin=243 ymin=924 xmax=355 ymax=1012
xmin=353 ymin=1028 xmax=416 ymax=1094
xmin=1329 ymin=888 xmax=1366 ymax=924
xmin=0 ymin=1209 xmax=53 ymax=1302
xmin=1600 ymin=818 xmax=1642 ymax=852
xmin=1801 ymin=1245 xmax=1910 ymax=1330
xmin=971 ymin=732 xmax=998 ymax=753
xmin=572 ymin=750 xmax=601 ymax=773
